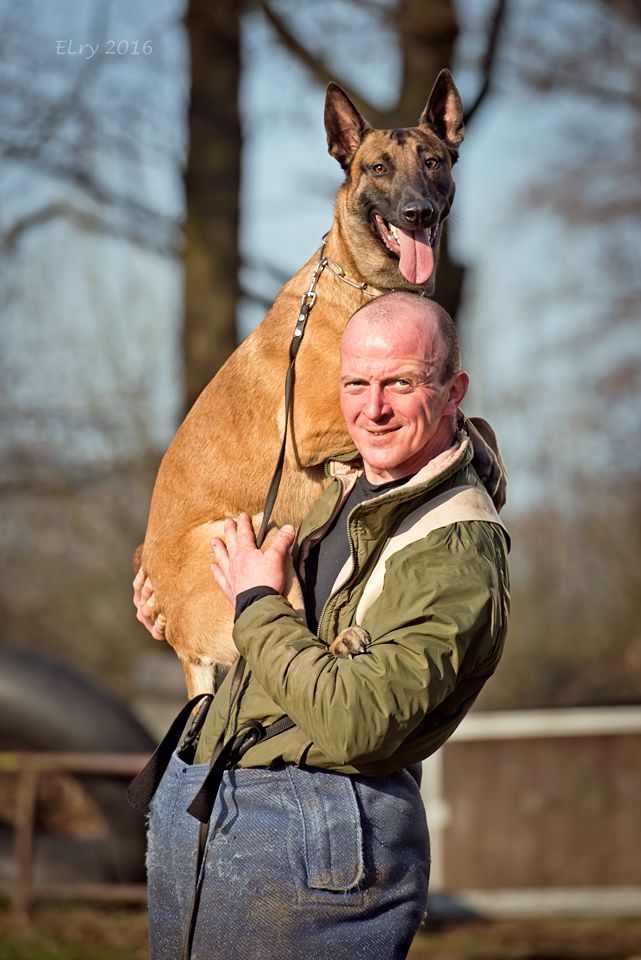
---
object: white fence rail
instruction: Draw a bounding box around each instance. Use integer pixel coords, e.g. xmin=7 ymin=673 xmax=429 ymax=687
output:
xmin=421 ymin=706 xmax=641 ymax=917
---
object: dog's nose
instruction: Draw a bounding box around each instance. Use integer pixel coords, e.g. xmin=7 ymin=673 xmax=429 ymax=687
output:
xmin=401 ymin=202 xmax=434 ymax=228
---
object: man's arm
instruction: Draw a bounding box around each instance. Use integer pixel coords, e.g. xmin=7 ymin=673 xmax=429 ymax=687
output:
xmin=231 ymin=522 xmax=509 ymax=767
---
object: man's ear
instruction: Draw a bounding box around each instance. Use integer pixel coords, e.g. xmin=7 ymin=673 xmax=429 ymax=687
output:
xmin=325 ymin=83 xmax=372 ymax=170
xmin=444 ymin=370 xmax=469 ymax=416
xmin=419 ymin=69 xmax=465 ymax=151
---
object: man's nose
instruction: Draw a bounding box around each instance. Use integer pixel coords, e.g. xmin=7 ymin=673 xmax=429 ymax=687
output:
xmin=364 ymin=384 xmax=388 ymax=419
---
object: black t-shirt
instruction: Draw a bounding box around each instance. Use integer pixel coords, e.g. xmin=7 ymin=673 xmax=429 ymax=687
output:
xmin=303 ymin=472 xmax=410 ymax=633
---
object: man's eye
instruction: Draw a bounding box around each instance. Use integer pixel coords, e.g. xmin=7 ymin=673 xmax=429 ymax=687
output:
xmin=393 ymin=379 xmax=412 ymax=388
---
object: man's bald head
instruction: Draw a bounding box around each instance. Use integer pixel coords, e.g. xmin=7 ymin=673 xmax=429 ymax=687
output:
xmin=343 ymin=292 xmax=460 ymax=384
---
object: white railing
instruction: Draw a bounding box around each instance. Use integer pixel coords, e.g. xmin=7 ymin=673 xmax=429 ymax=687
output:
xmin=421 ymin=706 xmax=641 ymax=916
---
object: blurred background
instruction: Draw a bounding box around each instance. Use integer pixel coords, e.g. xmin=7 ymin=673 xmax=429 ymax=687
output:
xmin=1 ymin=0 xmax=640 ymax=956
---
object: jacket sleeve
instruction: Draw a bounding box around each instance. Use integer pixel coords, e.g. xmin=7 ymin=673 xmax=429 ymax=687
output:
xmin=232 ymin=523 xmax=508 ymax=767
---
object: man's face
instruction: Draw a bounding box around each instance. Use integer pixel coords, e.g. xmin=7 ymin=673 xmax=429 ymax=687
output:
xmin=339 ymin=320 xmax=467 ymax=483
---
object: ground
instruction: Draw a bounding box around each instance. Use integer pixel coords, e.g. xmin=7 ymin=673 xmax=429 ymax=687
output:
xmin=2 ymin=907 xmax=641 ymax=960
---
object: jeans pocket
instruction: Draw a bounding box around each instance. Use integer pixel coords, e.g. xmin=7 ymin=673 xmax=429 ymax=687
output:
xmin=286 ymin=767 xmax=365 ymax=893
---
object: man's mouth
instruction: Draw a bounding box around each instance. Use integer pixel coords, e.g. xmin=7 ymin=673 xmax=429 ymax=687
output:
xmin=365 ymin=426 xmax=401 ymax=437
xmin=372 ymin=213 xmax=441 ymax=286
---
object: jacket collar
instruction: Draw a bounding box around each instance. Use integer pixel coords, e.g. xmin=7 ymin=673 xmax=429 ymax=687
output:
xmin=326 ymin=430 xmax=473 ymax=495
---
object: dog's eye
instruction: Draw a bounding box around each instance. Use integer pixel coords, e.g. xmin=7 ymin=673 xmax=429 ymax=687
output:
xmin=424 ymin=157 xmax=440 ymax=170
xmin=372 ymin=163 xmax=387 ymax=174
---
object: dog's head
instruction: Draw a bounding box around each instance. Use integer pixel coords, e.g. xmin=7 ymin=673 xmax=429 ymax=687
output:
xmin=325 ymin=70 xmax=464 ymax=295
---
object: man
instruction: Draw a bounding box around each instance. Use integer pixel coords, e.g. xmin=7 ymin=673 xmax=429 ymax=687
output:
xmin=134 ymin=291 xmax=510 ymax=960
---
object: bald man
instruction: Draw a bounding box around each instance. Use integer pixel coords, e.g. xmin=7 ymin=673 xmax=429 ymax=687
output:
xmin=140 ymin=292 xmax=510 ymax=960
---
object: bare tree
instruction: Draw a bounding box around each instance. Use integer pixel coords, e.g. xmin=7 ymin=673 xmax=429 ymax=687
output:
xmin=0 ymin=2 xmax=182 ymax=258
xmin=183 ymin=0 xmax=243 ymax=409
xmin=475 ymin=0 xmax=641 ymax=709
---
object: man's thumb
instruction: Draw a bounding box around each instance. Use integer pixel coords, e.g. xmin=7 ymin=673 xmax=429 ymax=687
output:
xmin=271 ymin=524 xmax=296 ymax=556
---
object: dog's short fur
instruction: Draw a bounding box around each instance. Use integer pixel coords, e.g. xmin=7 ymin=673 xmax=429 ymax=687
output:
xmin=137 ymin=70 xmax=465 ymax=697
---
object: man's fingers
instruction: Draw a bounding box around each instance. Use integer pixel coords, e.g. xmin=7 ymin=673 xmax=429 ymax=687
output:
xmin=133 ymin=580 xmax=143 ymax=610
xmin=210 ymin=564 xmax=234 ymax=609
xmin=235 ymin=512 xmax=257 ymax=547
xmin=151 ymin=613 xmax=167 ymax=642
xmin=141 ymin=577 xmax=154 ymax=604
xmin=223 ymin=517 xmax=238 ymax=552
xmin=211 ymin=539 xmax=231 ymax=579
xmin=267 ymin=524 xmax=296 ymax=561
xmin=142 ymin=590 xmax=156 ymax=615
xmin=136 ymin=605 xmax=154 ymax=630
xmin=210 ymin=562 xmax=226 ymax=592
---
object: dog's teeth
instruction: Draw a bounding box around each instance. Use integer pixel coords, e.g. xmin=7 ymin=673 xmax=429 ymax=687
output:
xmin=389 ymin=225 xmax=400 ymax=241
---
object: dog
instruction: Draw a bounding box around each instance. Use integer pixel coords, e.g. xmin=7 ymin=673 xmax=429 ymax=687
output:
xmin=135 ymin=70 xmax=467 ymax=698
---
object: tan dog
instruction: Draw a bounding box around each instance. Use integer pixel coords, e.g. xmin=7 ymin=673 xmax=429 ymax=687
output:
xmin=136 ymin=70 xmax=470 ymax=697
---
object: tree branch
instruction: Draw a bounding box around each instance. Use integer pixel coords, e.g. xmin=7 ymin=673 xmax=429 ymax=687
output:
xmin=515 ymin=63 xmax=641 ymax=111
xmin=258 ymin=0 xmax=377 ymax=119
xmin=3 ymin=199 xmax=180 ymax=257
xmin=464 ymin=0 xmax=510 ymax=125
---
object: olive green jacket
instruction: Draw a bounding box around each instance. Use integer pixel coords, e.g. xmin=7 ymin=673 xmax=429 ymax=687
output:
xmin=195 ymin=435 xmax=510 ymax=775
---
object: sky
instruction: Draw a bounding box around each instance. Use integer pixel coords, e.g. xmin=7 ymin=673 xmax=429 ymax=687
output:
xmin=1 ymin=0 xmax=639 ymax=515
xmin=0 ymin=0 xmax=187 ymax=473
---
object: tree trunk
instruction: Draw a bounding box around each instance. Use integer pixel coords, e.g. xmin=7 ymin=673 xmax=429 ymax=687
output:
xmin=183 ymin=0 xmax=243 ymax=411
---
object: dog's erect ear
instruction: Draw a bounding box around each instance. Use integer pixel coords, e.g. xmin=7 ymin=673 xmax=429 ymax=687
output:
xmin=325 ymin=83 xmax=371 ymax=170
xmin=419 ymin=69 xmax=464 ymax=150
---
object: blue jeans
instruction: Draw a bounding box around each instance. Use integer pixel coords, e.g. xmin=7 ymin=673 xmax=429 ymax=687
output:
xmin=147 ymin=754 xmax=430 ymax=959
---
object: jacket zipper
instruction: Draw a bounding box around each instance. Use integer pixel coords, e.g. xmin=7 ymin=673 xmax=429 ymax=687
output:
xmin=316 ymin=505 xmax=360 ymax=641
xmin=297 ymin=475 xmax=356 ymax=576
xmin=315 ymin=463 xmax=470 ymax=640
xmin=309 ymin=447 xmax=475 ymax=642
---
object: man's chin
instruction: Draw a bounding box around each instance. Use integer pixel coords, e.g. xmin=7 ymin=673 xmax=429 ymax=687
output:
xmin=360 ymin=441 xmax=400 ymax=465
xmin=359 ymin=443 xmax=406 ymax=477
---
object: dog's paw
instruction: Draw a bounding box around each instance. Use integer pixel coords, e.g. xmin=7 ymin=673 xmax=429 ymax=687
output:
xmin=329 ymin=626 xmax=370 ymax=659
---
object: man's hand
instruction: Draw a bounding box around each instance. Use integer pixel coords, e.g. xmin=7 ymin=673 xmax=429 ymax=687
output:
xmin=211 ymin=513 xmax=296 ymax=606
xmin=133 ymin=568 xmax=167 ymax=641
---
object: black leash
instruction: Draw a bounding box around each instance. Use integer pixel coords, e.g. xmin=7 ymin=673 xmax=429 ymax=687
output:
xmin=130 ymin=235 xmax=327 ymax=812
xmin=175 ymin=239 xmax=329 ymax=958
xmin=183 ymin=234 xmax=329 ymax=819
xmin=255 ymin=234 xmax=328 ymax=545
xmin=127 ymin=694 xmax=212 ymax=813
xmin=130 ymin=235 xmax=339 ymax=959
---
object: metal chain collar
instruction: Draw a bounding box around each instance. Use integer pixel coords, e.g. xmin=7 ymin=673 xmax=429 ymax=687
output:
xmin=297 ymin=233 xmax=381 ymax=323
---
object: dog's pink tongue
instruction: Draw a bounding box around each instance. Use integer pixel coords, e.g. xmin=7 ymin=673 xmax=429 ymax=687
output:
xmin=398 ymin=227 xmax=434 ymax=285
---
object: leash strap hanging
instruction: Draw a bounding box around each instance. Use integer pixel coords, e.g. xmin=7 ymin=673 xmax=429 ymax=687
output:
xmin=181 ymin=657 xmax=252 ymax=960
xmin=181 ymin=242 xmax=327 ymax=958
xmin=218 ymin=234 xmax=328 ymax=785
xmin=126 ymin=693 xmax=212 ymax=813
xmin=125 ymin=235 xmax=331 ymax=959
xmin=255 ymin=234 xmax=328 ymax=546
xmin=187 ymin=716 xmax=294 ymax=823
